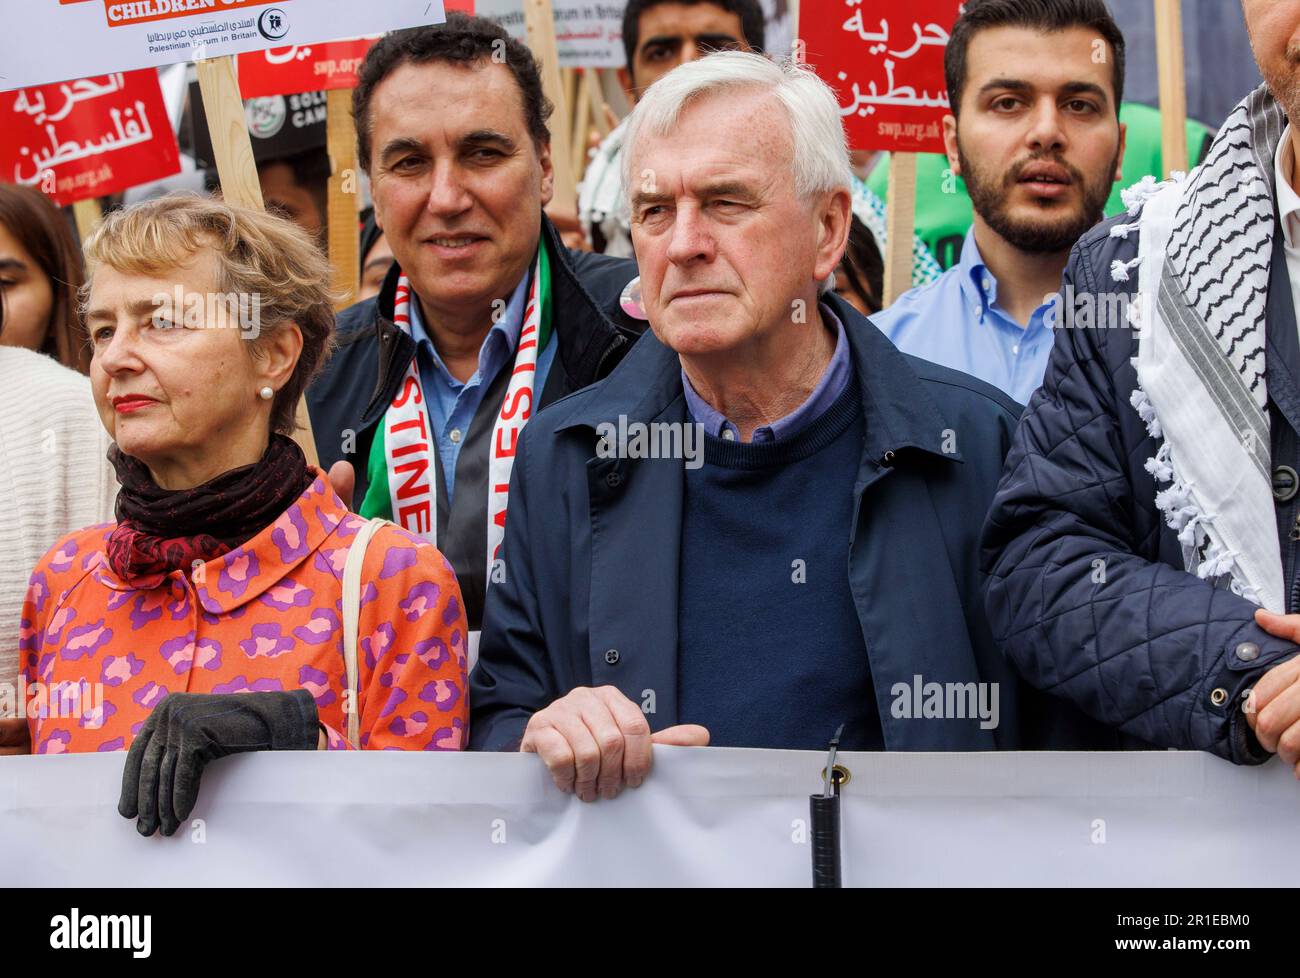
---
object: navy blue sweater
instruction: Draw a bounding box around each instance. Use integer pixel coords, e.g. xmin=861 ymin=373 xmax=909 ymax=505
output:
xmin=676 ymin=380 xmax=882 ymax=750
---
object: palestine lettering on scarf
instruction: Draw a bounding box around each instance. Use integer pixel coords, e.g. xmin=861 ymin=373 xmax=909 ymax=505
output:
xmin=382 ymin=251 xmax=546 ymax=569
xmin=388 ymin=371 xmax=434 ymax=537
xmin=488 ymin=293 xmax=538 ymax=562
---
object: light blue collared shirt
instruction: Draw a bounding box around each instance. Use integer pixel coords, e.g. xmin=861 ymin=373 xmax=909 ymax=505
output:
xmin=868 ymin=227 xmax=1056 ymax=405
xmin=682 ymin=304 xmax=852 ymax=443
xmin=408 ymin=269 xmax=557 ymax=501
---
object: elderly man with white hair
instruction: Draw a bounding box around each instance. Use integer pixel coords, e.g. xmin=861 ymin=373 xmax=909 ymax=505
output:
xmin=469 ymin=52 xmax=1116 ymax=797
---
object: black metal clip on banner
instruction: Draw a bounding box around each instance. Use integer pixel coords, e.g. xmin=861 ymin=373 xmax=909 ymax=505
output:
xmin=810 ymin=723 xmax=848 ymax=888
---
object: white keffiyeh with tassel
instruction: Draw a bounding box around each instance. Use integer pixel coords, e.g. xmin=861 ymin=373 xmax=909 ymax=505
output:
xmin=1117 ymin=85 xmax=1290 ymax=612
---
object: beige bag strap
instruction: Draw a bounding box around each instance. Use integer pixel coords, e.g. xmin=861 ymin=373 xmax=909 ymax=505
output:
xmin=341 ymin=518 xmax=387 ymax=749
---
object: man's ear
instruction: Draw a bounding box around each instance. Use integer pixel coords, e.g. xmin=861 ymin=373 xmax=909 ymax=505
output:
xmin=814 ymin=188 xmax=853 ymax=284
xmin=942 ymin=114 xmax=961 ymax=176
xmin=618 ymin=66 xmax=636 ymax=104
xmin=538 ymin=138 xmax=555 ymax=208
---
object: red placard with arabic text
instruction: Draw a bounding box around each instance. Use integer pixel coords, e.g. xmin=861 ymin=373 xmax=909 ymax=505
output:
xmin=238 ymin=39 xmax=378 ymax=97
xmin=802 ymin=1 xmax=963 ymax=153
xmin=236 ymin=0 xmax=474 ymax=98
xmin=1 ymin=68 xmax=181 ymax=206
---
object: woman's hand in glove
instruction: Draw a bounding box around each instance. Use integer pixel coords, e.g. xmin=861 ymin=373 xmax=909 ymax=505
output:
xmin=118 ymin=689 xmax=321 ymax=837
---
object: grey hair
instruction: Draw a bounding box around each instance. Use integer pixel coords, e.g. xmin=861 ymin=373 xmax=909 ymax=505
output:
xmin=621 ymin=50 xmax=854 ymax=201
xmin=618 ymin=50 xmax=852 ymax=293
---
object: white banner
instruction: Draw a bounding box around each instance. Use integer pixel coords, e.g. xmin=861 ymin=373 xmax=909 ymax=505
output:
xmin=0 ymin=1 xmax=445 ymax=91
xmin=2 ymin=748 xmax=1298 ymax=887
xmin=475 ymin=0 xmax=625 ymax=68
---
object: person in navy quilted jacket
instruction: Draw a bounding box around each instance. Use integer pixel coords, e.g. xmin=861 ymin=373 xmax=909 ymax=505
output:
xmin=983 ymin=0 xmax=1300 ymax=770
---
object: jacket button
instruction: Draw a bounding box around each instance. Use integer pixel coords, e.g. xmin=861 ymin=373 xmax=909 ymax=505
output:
xmin=1273 ymin=465 xmax=1299 ymax=502
xmin=604 ymin=648 xmax=620 ymax=665
xmin=881 ymin=450 xmax=896 ymax=467
xmin=1209 ymin=687 xmax=1229 ymax=707
xmin=605 ymin=472 xmax=623 ymax=489
xmin=1235 ymin=642 xmax=1260 ymax=662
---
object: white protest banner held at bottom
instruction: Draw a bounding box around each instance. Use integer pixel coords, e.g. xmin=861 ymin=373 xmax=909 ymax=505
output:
xmin=3 ymin=748 xmax=1299 ymax=886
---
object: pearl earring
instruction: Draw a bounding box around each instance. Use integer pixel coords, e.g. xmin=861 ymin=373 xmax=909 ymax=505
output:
xmin=259 ymin=386 xmax=274 ymax=401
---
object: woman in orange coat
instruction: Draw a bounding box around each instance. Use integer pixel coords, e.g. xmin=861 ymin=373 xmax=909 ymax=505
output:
xmin=18 ymin=194 xmax=469 ymax=837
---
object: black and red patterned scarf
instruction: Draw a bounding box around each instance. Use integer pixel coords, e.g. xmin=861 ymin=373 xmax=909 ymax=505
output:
xmin=106 ymin=434 xmax=314 ymax=584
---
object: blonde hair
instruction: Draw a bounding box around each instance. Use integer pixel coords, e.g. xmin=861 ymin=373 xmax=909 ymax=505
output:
xmin=81 ymin=192 xmax=337 ymax=435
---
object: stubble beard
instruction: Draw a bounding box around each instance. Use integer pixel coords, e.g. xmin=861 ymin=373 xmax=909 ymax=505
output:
xmin=958 ymin=137 xmax=1117 ymax=256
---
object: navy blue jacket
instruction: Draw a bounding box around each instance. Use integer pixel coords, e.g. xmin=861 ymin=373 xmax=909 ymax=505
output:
xmin=470 ymin=294 xmax=1120 ymax=751
xmin=981 ymin=213 xmax=1300 ymax=763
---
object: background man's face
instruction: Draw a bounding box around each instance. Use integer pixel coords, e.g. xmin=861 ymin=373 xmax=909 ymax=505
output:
xmin=258 ymin=160 xmax=325 ymax=245
xmin=368 ymin=59 xmax=554 ymax=315
xmin=629 ymin=89 xmax=845 ymax=359
xmin=1243 ymin=0 xmax=1300 ymax=124
xmin=630 ymin=3 xmax=752 ymax=97
xmin=947 ymin=25 xmax=1124 ymax=254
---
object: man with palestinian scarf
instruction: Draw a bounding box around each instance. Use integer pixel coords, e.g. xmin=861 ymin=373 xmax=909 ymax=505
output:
xmin=309 ymin=14 xmax=644 ymax=662
xmin=982 ymin=0 xmax=1300 ymax=772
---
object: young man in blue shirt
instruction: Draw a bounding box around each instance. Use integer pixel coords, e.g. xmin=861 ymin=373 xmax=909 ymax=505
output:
xmin=871 ymin=0 xmax=1128 ymax=405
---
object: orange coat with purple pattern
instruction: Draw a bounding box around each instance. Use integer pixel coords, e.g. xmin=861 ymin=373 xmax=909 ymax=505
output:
xmin=19 ymin=473 xmax=468 ymax=753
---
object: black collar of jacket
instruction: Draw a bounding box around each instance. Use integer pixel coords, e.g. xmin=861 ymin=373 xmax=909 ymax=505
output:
xmin=551 ymin=291 xmax=964 ymax=466
xmin=358 ymin=211 xmax=632 ymax=429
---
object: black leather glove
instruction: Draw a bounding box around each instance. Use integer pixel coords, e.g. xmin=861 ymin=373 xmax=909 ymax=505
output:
xmin=118 ymin=689 xmax=320 ymax=837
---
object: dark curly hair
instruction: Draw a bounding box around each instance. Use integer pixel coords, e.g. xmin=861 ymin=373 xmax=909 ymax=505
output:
xmin=353 ymin=12 xmax=554 ymax=173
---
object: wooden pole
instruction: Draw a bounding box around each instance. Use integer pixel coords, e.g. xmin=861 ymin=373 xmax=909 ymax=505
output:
xmin=883 ymin=153 xmax=917 ymax=308
xmin=198 ymin=55 xmax=320 ymax=466
xmin=570 ymin=69 xmax=593 ymax=184
xmin=326 ymin=89 xmax=360 ymax=313
xmin=562 ymin=67 xmax=579 ymax=121
xmin=523 ymin=0 xmax=577 ymax=212
xmin=195 ymin=57 xmax=264 ymax=210
xmin=790 ymin=0 xmax=802 ymax=64
xmin=72 ymin=199 xmax=103 ymax=244
xmin=1154 ymin=0 xmax=1189 ymax=176
xmin=588 ymin=68 xmax=612 ymax=138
